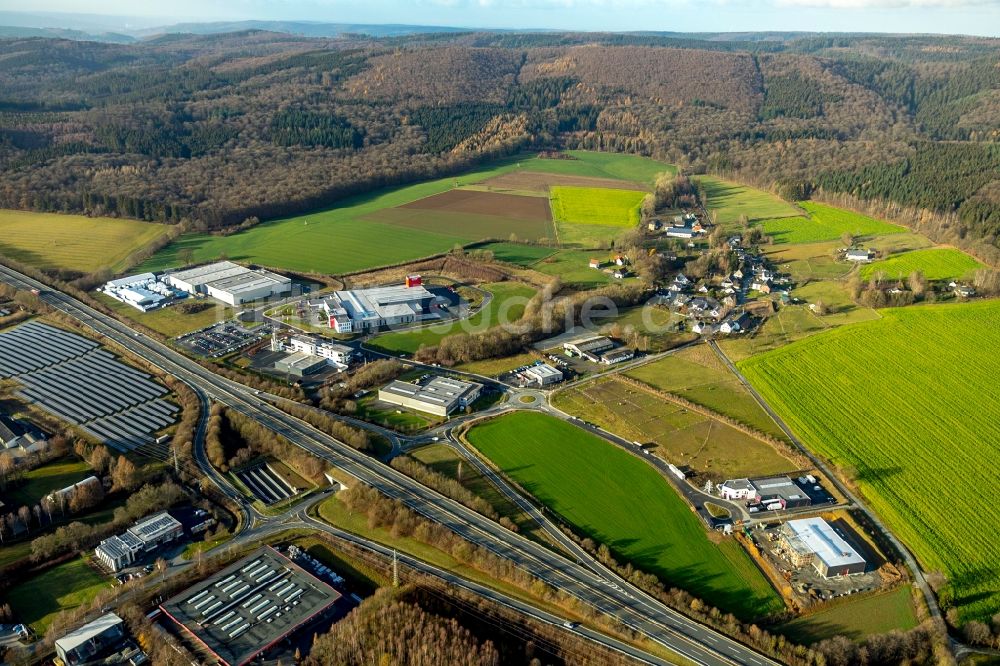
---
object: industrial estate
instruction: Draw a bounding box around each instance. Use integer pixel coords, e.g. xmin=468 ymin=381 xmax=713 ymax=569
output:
xmin=0 ymin=17 xmax=996 ymax=666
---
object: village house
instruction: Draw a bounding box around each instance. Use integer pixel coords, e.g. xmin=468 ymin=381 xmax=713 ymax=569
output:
xmin=589 ymin=258 xmax=602 ymax=269
xmin=720 ymin=312 xmax=752 ymax=334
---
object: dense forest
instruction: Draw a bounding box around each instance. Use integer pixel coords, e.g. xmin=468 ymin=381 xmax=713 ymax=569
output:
xmin=0 ymin=30 xmax=996 ymax=245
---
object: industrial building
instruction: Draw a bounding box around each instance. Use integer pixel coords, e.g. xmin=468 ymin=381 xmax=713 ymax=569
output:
xmin=273 ymin=353 xmax=330 ymax=378
xmin=320 ymin=283 xmax=437 ymax=333
xmin=101 ymin=272 xmax=176 ymax=312
xmin=378 ymin=376 xmax=483 ymax=417
xmin=271 ymin=334 xmax=354 ymax=378
xmin=160 ymin=547 xmax=341 ymax=666
xmin=748 ymin=476 xmax=813 ymax=510
xmin=95 ymin=511 xmax=184 ymax=572
xmin=523 ymin=363 xmax=563 ymax=386
xmin=563 ymin=335 xmax=614 ymax=360
xmin=55 ymin=613 xmax=134 ymax=666
xmin=167 ymin=262 xmax=292 ymax=306
xmin=780 ymin=517 xmax=867 ymax=577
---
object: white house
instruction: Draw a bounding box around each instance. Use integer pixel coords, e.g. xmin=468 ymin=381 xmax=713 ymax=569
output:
xmin=719 ymin=479 xmax=757 ymax=501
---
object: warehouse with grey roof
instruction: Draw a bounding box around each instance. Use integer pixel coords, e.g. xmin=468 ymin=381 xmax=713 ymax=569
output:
xmin=167 ymin=261 xmax=291 ymax=306
xmin=378 ymin=376 xmax=483 ymax=417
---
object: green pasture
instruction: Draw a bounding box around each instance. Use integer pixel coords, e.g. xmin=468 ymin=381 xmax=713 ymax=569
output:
xmin=766 ymin=202 xmax=906 ymax=245
xmin=777 ymin=585 xmax=918 ymax=643
xmin=466 ymin=411 xmax=783 ymax=620
xmin=694 ymin=176 xmax=800 ymax=226
xmin=0 ymin=209 xmax=170 ymax=274
xmin=5 ymin=458 xmax=92 ymax=508
xmin=95 ymin=293 xmax=233 ymax=337
xmin=860 ymin=247 xmax=983 ymax=281
xmin=472 ymin=242 xmax=558 ymax=266
xmin=6 ymin=557 xmax=108 ymax=634
xmin=368 ymin=282 xmax=536 ymax=354
xmin=739 ymin=300 xmax=1000 ymax=622
xmin=550 ymin=186 xmax=645 ymax=227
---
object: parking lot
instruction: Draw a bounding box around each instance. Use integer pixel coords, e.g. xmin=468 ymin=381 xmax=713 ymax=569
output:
xmin=178 ymin=322 xmax=270 ymax=357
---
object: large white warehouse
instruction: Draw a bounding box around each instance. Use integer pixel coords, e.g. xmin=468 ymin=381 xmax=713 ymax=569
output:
xmin=167 ymin=261 xmax=292 ymax=306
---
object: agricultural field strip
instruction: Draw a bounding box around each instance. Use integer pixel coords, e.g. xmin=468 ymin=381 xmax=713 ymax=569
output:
xmin=739 ymin=301 xmax=1000 ymax=621
xmin=549 ymin=186 xmax=646 ymax=227
xmin=859 ymin=247 xmax=984 ymax=280
xmin=760 ymin=202 xmax=905 ymax=246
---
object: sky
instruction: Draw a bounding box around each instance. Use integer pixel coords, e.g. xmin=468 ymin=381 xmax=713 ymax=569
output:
xmin=2 ymin=0 xmax=998 ymax=36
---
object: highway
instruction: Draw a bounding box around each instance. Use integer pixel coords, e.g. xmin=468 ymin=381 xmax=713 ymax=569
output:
xmin=0 ymin=264 xmax=780 ymax=666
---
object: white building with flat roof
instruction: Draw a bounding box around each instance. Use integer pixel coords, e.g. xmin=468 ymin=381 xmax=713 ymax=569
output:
xmin=95 ymin=511 xmax=183 ymax=572
xmin=167 ymin=261 xmax=291 ymax=306
xmin=55 ymin=613 xmax=127 ymax=666
xmin=378 ymin=376 xmax=482 ymax=417
xmin=780 ymin=517 xmax=866 ymax=577
xmin=321 ymin=284 xmax=436 ymax=333
xmin=288 ymin=335 xmax=353 ymax=366
xmin=524 ymin=364 xmax=563 ymax=386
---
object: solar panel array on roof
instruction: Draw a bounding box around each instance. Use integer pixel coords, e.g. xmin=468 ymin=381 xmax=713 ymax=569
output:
xmin=0 ymin=321 xmax=176 ymax=452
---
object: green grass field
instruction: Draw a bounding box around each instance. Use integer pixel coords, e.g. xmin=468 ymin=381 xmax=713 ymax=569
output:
xmin=695 ymin=176 xmax=800 ymax=226
xmin=777 ymin=585 xmax=918 ymax=643
xmin=0 ymin=210 xmax=170 ymax=274
xmin=409 ymin=444 xmax=547 ymax=541
xmin=368 ymin=282 xmax=536 ymax=354
xmin=552 ymin=377 xmax=794 ymax=480
xmin=5 ymin=458 xmax=92 ymax=508
xmin=626 ymin=345 xmax=788 ymax=440
xmin=466 ymin=411 xmax=783 ymax=620
xmin=521 ymin=150 xmax=674 ymax=185
xmin=141 ymin=151 xmax=675 ymax=276
xmin=6 ymin=557 xmax=108 ymax=634
xmin=860 ymin=247 xmax=983 ymax=281
xmin=550 ymin=186 xmax=645 ymax=227
xmin=761 ymin=202 xmax=904 ymax=245
xmin=532 ymin=250 xmax=615 ymax=288
xmin=95 ymin=293 xmax=232 ymax=337
xmin=473 ymin=242 xmax=558 ymax=266
xmin=739 ymin=300 xmax=1000 ymax=622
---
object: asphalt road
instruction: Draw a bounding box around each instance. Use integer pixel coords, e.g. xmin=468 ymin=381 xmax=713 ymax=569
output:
xmin=0 ymin=265 xmax=778 ymax=666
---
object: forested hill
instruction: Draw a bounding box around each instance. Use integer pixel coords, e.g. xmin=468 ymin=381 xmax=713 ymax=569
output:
xmin=0 ymin=30 xmax=997 ymax=246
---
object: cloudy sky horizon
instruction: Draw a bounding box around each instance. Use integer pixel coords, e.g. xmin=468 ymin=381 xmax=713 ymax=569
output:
xmin=2 ymin=0 xmax=999 ymax=36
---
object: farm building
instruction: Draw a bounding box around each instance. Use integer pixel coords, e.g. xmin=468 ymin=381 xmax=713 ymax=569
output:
xmin=321 ymin=283 xmax=437 ymax=333
xmin=44 ymin=475 xmax=101 ymax=505
xmin=0 ymin=413 xmax=46 ymax=455
xmin=167 ymin=261 xmax=292 ymax=306
xmin=589 ymin=258 xmax=603 ymax=269
xmin=563 ymin=335 xmax=614 ymax=359
xmin=55 ymin=613 xmax=129 ymax=666
xmin=160 ymin=547 xmax=341 ymax=666
xmin=779 ymin=517 xmax=866 ymax=577
xmin=95 ymin=511 xmax=183 ymax=572
xmin=845 ymin=249 xmax=875 ymax=263
xmin=379 ymin=376 xmax=483 ymax=417
xmin=666 ymin=227 xmax=696 ymax=239
xmin=524 ymin=363 xmax=563 ymax=386
xmin=600 ymin=348 xmax=635 ymax=365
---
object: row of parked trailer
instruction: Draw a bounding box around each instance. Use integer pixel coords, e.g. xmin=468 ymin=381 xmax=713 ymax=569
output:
xmin=236 ymin=463 xmax=298 ymax=505
xmin=0 ymin=321 xmax=177 ymax=453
